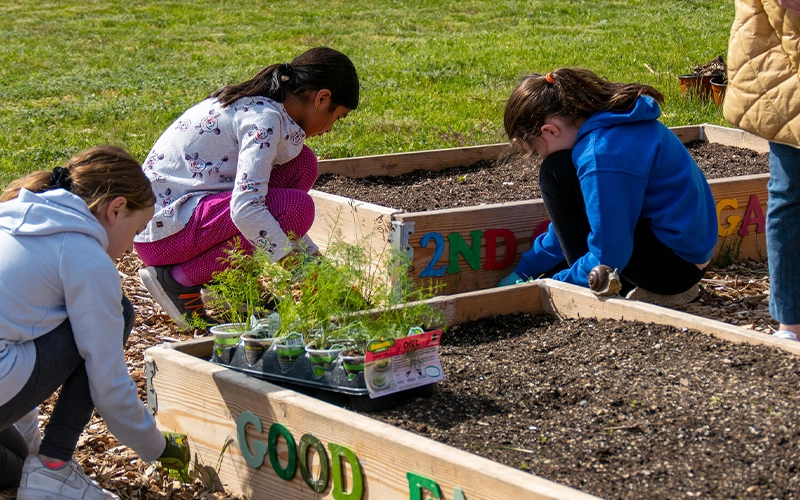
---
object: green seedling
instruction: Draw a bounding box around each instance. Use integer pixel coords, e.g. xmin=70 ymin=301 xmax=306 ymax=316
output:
xmin=204 ymin=238 xmax=270 ymax=330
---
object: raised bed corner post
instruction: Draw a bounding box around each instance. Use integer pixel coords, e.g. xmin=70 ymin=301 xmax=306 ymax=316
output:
xmin=144 ymin=353 xmax=157 ymax=415
xmin=389 ymin=219 xmax=415 ymax=262
xmin=386 ymin=220 xmax=417 ymax=300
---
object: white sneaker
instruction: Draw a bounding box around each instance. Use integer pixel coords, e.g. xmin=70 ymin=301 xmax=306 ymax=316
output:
xmin=17 ymin=456 xmax=119 ymax=500
xmin=773 ymin=330 xmax=799 ymax=341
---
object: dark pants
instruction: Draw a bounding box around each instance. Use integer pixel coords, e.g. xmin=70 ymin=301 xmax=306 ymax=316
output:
xmin=539 ymin=149 xmax=706 ymax=295
xmin=0 ymin=297 xmax=134 ymax=488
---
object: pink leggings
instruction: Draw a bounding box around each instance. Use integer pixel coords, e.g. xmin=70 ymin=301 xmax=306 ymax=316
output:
xmin=135 ymin=145 xmax=317 ymax=287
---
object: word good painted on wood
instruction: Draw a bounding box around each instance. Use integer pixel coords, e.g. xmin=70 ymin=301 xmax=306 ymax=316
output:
xmin=418 ymin=194 xmax=766 ymax=279
xmin=237 ymin=411 xmax=364 ymax=498
xmin=237 ymin=411 xmax=473 ymax=499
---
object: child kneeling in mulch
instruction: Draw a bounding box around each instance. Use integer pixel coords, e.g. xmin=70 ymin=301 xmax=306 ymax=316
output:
xmin=0 ymin=147 xmax=188 ymax=499
xmin=498 ymin=68 xmax=717 ymax=307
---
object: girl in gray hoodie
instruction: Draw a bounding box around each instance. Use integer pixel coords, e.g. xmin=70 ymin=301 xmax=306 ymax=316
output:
xmin=0 ymin=146 xmax=186 ymax=499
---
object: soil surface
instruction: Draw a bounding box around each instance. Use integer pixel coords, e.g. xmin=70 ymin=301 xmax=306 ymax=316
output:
xmin=313 ymin=142 xmax=769 ymax=213
xmin=366 ymin=314 xmax=800 ymax=500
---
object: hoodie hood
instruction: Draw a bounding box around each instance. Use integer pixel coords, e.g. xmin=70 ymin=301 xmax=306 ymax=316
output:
xmin=576 ymin=96 xmax=662 ymax=142
xmin=0 ymin=188 xmax=108 ymax=249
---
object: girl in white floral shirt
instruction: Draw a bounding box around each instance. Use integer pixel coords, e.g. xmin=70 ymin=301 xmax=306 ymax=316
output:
xmin=135 ymin=47 xmax=359 ymax=327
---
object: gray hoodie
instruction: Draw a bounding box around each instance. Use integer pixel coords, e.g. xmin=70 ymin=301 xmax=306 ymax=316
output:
xmin=0 ymin=189 xmax=165 ymax=462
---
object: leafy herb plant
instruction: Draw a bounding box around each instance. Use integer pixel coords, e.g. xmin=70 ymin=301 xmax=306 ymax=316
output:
xmin=202 ymin=238 xmax=269 ymax=331
xmin=262 ymin=235 xmax=445 ymax=351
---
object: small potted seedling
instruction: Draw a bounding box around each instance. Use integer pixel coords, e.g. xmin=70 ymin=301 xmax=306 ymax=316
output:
xmin=678 ymin=55 xmax=726 ymax=100
xmin=203 ymin=239 xmax=270 ymax=364
xmin=340 ymin=248 xmax=445 ymax=378
xmin=301 ymin=244 xmax=372 ymax=377
xmin=262 ymin=237 xmax=375 ymax=375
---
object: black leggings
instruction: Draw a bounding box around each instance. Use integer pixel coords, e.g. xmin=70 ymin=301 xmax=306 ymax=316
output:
xmin=0 ymin=297 xmax=134 ymax=488
xmin=539 ymin=149 xmax=706 ymax=295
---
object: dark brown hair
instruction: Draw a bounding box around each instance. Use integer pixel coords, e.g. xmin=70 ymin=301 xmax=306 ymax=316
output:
xmin=1 ymin=146 xmax=156 ymax=214
xmin=210 ymin=47 xmax=359 ymax=111
xmin=504 ymin=68 xmax=665 ymax=144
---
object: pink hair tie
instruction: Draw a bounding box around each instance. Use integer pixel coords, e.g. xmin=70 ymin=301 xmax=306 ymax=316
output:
xmin=545 ymin=73 xmax=555 ymax=84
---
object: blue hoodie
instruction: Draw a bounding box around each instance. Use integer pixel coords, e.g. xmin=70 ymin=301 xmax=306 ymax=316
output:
xmin=0 ymin=189 xmax=165 ymax=462
xmin=513 ymin=96 xmax=718 ymax=288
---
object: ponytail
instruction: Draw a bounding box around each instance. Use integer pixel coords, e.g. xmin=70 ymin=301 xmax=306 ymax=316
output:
xmin=504 ymin=68 xmax=664 ymax=144
xmin=1 ymin=146 xmax=156 ymax=214
xmin=210 ymin=47 xmax=360 ymax=111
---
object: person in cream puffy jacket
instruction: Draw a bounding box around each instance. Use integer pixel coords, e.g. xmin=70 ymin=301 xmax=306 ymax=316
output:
xmin=724 ymin=0 xmax=800 ymax=341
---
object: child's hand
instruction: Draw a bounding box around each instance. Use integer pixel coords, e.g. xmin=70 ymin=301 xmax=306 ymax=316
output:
xmin=158 ymin=431 xmax=190 ymax=470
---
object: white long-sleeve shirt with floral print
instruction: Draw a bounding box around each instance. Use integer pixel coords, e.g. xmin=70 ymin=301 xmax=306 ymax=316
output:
xmin=135 ymin=96 xmax=308 ymax=260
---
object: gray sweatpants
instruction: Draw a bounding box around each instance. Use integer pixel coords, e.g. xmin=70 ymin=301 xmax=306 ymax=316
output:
xmin=0 ymin=297 xmax=134 ymax=488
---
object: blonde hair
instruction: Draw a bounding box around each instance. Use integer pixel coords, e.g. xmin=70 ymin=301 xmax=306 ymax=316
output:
xmin=1 ymin=146 xmax=155 ymax=213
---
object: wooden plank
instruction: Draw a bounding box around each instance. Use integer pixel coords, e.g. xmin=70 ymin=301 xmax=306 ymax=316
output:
xmin=708 ymin=174 xmax=769 ymax=261
xmin=316 ymin=125 xmax=712 ymax=180
xmin=398 ymin=171 xmax=770 ymax=293
xmin=702 ymin=124 xmax=770 ymax=152
xmin=539 ymin=279 xmax=800 ymax=356
xmin=308 ymin=189 xmax=398 ymax=256
xmin=317 ymin=143 xmax=510 ymax=178
xmin=169 ymin=336 xmax=212 ymax=358
xmin=394 ymin=280 xmax=800 ymax=356
xmin=148 ymin=342 xmax=599 ymax=500
xmin=669 ymin=125 xmax=705 ymax=143
xmin=422 ymin=280 xmax=544 ymax=325
xmin=315 ymin=125 xmax=762 ymax=182
xmin=396 ymin=199 xmax=549 ymax=294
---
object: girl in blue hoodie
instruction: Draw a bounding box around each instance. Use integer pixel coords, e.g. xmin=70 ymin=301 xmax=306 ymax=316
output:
xmin=0 ymin=147 xmax=187 ymax=499
xmin=498 ymin=69 xmax=718 ymax=305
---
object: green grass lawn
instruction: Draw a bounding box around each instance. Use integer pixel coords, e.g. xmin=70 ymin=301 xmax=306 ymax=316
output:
xmin=0 ymin=0 xmax=734 ymax=185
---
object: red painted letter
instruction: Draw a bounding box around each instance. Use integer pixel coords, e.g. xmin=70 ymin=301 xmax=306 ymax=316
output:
xmin=738 ymin=194 xmax=765 ymax=236
xmin=484 ymin=228 xmax=517 ymax=270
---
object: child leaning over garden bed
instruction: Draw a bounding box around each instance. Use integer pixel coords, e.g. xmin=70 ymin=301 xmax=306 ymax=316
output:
xmin=498 ymin=68 xmax=718 ymax=307
xmin=134 ymin=47 xmax=359 ymax=328
xmin=0 ymin=147 xmax=188 ymax=499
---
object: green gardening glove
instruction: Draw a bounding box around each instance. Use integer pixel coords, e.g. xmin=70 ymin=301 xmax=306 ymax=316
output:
xmin=158 ymin=431 xmax=190 ymax=470
xmin=497 ymin=271 xmax=525 ymax=287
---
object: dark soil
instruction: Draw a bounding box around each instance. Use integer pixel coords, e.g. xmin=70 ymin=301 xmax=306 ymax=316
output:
xmin=314 ymin=142 xmax=769 ymax=213
xmin=365 ymin=314 xmax=800 ymax=500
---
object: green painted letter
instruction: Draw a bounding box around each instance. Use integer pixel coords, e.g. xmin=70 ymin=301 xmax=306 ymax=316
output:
xmin=299 ymin=434 xmax=330 ymax=493
xmin=407 ymin=472 xmax=441 ymax=500
xmin=447 ymin=230 xmax=483 ymax=273
xmin=328 ymin=443 xmax=364 ymax=500
xmin=268 ymin=423 xmax=297 ymax=481
xmin=236 ymin=411 xmax=267 ymax=469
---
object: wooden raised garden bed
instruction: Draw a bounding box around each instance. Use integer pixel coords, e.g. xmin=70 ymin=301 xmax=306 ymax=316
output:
xmin=309 ymin=124 xmax=769 ymax=295
xmin=145 ymin=280 xmax=799 ymax=500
